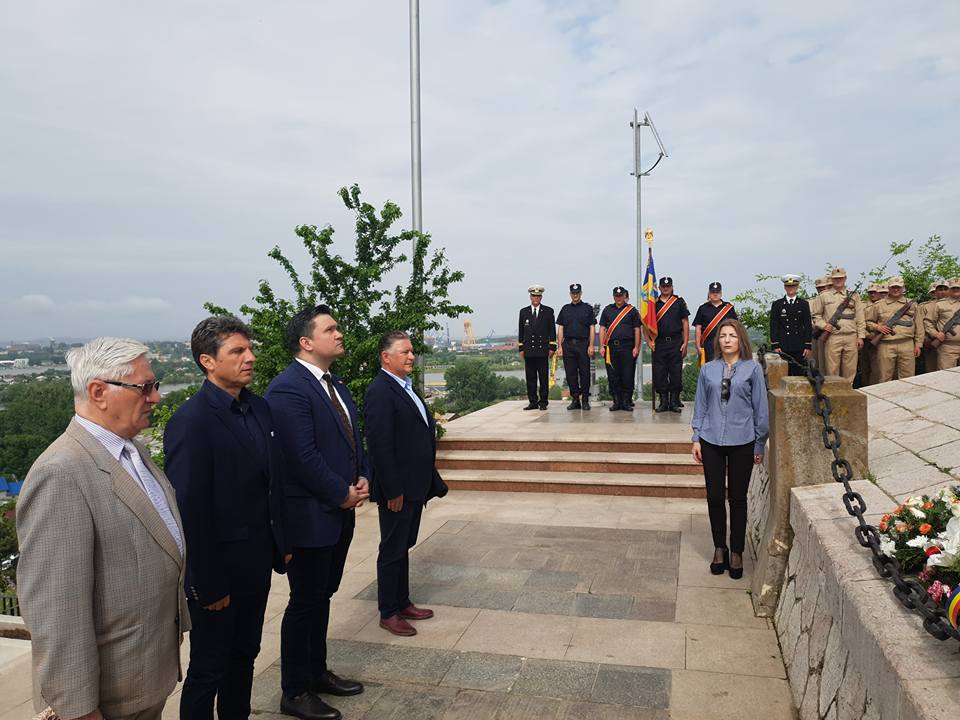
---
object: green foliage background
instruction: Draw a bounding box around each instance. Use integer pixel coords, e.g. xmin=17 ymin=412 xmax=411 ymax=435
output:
xmin=731 ymin=235 xmax=957 ymax=340
xmin=206 ymin=184 xmax=471 ymax=407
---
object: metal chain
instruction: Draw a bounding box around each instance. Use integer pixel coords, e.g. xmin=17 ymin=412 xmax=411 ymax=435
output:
xmin=757 ymin=346 xmax=960 ymax=642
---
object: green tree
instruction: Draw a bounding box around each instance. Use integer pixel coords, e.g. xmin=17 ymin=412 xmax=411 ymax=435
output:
xmin=0 ymin=499 xmax=17 ymax=592
xmin=862 ymin=235 xmax=960 ymax=300
xmin=207 ymin=184 xmax=471 ymax=405
xmin=0 ymin=380 xmax=74 ymax=478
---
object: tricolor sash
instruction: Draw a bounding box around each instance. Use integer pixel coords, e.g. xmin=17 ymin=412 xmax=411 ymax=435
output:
xmin=604 ymin=304 xmax=634 ymax=365
xmin=698 ymin=303 xmax=734 ymax=367
xmin=656 ymin=295 xmax=678 ymax=321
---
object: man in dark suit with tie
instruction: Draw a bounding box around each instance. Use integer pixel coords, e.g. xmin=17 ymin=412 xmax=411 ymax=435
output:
xmin=364 ymin=331 xmax=448 ymax=637
xmin=265 ymin=305 xmax=369 ymax=720
xmin=164 ymin=315 xmax=289 ymax=720
xmin=769 ymin=274 xmax=813 ymax=376
xmin=517 ymin=284 xmax=557 ymax=410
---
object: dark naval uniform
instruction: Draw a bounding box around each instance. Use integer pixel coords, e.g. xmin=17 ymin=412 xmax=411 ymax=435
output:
xmin=518 ymin=302 xmax=557 ymax=409
xmin=600 ymin=289 xmax=640 ymax=411
xmin=693 ymin=299 xmax=738 ymax=363
xmin=770 ymin=294 xmax=812 ymax=376
xmin=557 ymin=286 xmax=596 ymax=407
xmin=652 ymin=284 xmax=689 ymax=412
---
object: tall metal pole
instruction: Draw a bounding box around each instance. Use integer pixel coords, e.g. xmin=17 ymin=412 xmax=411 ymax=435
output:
xmin=410 ymin=0 xmax=423 ymax=233
xmin=409 ymin=0 xmax=424 ymax=392
xmin=633 ymin=108 xmax=645 ymax=401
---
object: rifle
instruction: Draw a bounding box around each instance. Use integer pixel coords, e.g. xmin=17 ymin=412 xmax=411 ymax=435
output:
xmin=931 ymin=307 xmax=960 ymax=348
xmin=818 ymin=285 xmax=861 ymax=344
xmin=868 ymin=301 xmax=915 ymax=347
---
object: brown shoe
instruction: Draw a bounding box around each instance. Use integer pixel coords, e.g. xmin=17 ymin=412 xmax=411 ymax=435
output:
xmin=399 ymin=603 xmax=435 ymax=620
xmin=379 ymin=615 xmax=417 ymax=636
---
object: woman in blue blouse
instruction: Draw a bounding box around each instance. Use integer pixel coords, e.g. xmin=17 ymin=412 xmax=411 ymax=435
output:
xmin=691 ymin=319 xmax=769 ymax=579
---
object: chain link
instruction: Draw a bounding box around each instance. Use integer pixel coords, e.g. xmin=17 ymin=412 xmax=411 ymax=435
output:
xmin=758 ymin=347 xmax=960 ymax=643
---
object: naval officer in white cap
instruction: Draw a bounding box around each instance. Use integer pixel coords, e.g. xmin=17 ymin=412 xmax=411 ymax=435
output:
xmin=517 ymin=284 xmax=557 ymax=410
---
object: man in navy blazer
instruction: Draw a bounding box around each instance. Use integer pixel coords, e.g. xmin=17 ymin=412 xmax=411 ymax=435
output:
xmin=364 ymin=331 xmax=448 ymax=637
xmin=164 ymin=316 xmax=288 ymax=720
xmin=266 ymin=305 xmax=369 ymax=720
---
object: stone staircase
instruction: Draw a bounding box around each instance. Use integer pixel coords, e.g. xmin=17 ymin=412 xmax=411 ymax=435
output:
xmin=436 ymin=437 xmax=704 ymax=497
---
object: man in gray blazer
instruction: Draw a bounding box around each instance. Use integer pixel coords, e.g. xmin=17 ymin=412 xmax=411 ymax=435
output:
xmin=16 ymin=337 xmax=189 ymax=720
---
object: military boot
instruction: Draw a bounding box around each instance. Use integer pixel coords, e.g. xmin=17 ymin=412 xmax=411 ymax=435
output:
xmin=581 ymin=394 xmax=591 ymax=411
xmin=608 ymin=394 xmax=622 ymax=411
xmin=567 ymin=395 xmax=581 ymax=410
xmin=623 ymin=393 xmax=635 ymax=412
xmin=669 ymin=390 xmax=682 ymax=413
xmin=655 ymin=392 xmax=669 ymax=413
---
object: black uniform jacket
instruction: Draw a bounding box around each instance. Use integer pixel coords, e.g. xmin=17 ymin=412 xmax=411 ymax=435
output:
xmin=518 ymin=305 xmax=557 ymax=358
xmin=769 ymin=296 xmax=812 ymax=352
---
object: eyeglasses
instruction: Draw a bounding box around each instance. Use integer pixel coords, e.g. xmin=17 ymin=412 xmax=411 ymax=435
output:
xmin=101 ymin=379 xmax=161 ymax=396
xmin=721 ymin=377 xmax=731 ymax=402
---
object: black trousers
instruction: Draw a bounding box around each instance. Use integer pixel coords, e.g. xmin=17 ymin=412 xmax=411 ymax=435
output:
xmin=377 ymin=500 xmax=424 ymax=619
xmin=700 ymin=440 xmax=754 ymax=554
xmin=524 ymin=355 xmax=549 ymax=404
xmin=605 ymin=343 xmax=636 ymax=397
xmin=181 ymin=589 xmax=271 ymax=720
xmin=652 ymin=338 xmax=683 ymax=392
xmin=280 ymin=522 xmax=354 ymax=698
xmin=780 ymin=348 xmax=808 ymax=376
xmin=561 ymin=338 xmax=591 ymax=397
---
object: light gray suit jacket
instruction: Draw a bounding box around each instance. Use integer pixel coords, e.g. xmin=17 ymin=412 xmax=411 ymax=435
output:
xmin=16 ymin=419 xmax=190 ymax=719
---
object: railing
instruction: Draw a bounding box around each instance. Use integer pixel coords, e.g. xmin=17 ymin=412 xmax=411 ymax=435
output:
xmin=0 ymin=591 xmax=20 ymax=616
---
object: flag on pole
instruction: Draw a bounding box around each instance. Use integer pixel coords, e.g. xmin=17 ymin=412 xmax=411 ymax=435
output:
xmin=639 ymin=247 xmax=659 ymax=340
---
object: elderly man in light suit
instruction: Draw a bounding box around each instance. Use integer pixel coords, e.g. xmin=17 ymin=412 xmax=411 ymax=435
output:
xmin=16 ymin=337 xmax=189 ymax=720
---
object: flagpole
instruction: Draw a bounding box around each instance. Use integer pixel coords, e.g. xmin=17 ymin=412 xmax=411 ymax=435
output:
xmin=633 ymin=109 xmax=644 ymax=404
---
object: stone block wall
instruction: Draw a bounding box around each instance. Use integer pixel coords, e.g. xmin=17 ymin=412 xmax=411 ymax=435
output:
xmin=775 ymin=481 xmax=960 ymax=719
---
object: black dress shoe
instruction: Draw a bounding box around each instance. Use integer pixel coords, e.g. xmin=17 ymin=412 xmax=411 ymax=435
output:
xmin=581 ymin=397 xmax=591 ymax=411
xmin=312 ymin=670 xmax=364 ymax=697
xmin=567 ymin=395 xmax=581 ymax=410
xmin=538 ymin=402 xmax=548 ymax=410
xmin=523 ymin=402 xmax=538 ymax=410
xmin=710 ymin=548 xmax=729 ymax=575
xmin=728 ymin=552 xmax=744 ymax=580
xmin=281 ymin=692 xmax=341 ymax=720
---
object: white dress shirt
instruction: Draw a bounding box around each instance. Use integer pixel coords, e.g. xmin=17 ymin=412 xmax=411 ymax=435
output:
xmin=381 ymin=368 xmax=429 ymax=425
xmin=295 ymin=357 xmax=352 ymax=426
xmin=74 ymin=414 xmax=184 ymax=555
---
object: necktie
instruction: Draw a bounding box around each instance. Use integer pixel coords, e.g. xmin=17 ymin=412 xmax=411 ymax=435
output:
xmin=323 ymin=373 xmax=356 ymax=455
xmin=122 ymin=441 xmax=184 ymax=556
xmin=533 ymin=308 xmax=538 ymax=320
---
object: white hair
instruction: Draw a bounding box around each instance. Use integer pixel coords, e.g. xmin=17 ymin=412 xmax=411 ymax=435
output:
xmin=66 ymin=337 xmax=150 ymax=399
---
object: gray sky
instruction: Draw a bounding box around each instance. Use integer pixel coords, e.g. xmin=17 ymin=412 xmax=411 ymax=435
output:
xmin=2 ymin=1 xmax=959 ymax=342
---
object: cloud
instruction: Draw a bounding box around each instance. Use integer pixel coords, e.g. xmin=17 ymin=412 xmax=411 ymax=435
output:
xmin=15 ymin=294 xmax=56 ymax=311
xmin=0 ymin=1 xmax=958 ymax=340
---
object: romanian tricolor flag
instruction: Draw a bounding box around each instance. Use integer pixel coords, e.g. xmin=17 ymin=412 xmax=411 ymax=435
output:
xmin=947 ymin=586 xmax=960 ymax=629
xmin=639 ymin=248 xmax=659 ymax=340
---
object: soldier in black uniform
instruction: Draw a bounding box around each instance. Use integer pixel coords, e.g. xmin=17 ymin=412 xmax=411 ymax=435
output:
xmin=693 ymin=282 xmax=738 ymax=364
xmin=556 ymin=283 xmax=597 ymax=410
xmin=769 ymin=274 xmax=813 ymax=375
xmin=648 ymin=277 xmax=689 ymax=413
xmin=599 ymin=286 xmax=641 ymax=412
xmin=517 ymin=284 xmax=557 ymax=410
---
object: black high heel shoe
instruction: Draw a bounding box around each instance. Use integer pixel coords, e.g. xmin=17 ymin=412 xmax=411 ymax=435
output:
xmin=728 ymin=552 xmax=743 ymax=580
xmin=709 ymin=548 xmax=728 ymax=575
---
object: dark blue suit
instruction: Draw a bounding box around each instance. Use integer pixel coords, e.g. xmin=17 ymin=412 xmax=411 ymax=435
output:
xmin=265 ymin=360 xmax=366 ymax=698
xmin=164 ymin=379 xmax=287 ymax=720
xmin=364 ymin=369 xmax=447 ymax=619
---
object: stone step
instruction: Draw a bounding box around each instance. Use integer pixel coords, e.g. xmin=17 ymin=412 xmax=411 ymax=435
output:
xmin=439 ymin=438 xmax=691 ymax=454
xmin=435 ymin=449 xmax=701 ymax=475
xmin=440 ymin=469 xmax=706 ymax=498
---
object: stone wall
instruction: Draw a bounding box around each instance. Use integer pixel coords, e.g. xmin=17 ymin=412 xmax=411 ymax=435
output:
xmin=775 ymin=481 xmax=960 ymax=720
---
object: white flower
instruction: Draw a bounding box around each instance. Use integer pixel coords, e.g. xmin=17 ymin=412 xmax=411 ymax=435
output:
xmin=879 ymin=537 xmax=897 ymax=558
xmin=906 ymin=535 xmax=929 ymax=548
xmin=910 ymin=507 xmax=927 ymax=519
xmin=904 ymin=497 xmax=923 ymax=508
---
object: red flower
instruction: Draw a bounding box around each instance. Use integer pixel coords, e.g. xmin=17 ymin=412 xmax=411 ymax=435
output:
xmin=919 ymin=523 xmax=933 ymax=535
xmin=923 ymin=501 xmax=934 ymax=510
xmin=926 ymin=546 xmax=942 ymax=557
xmin=878 ymin=521 xmax=888 ymax=531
